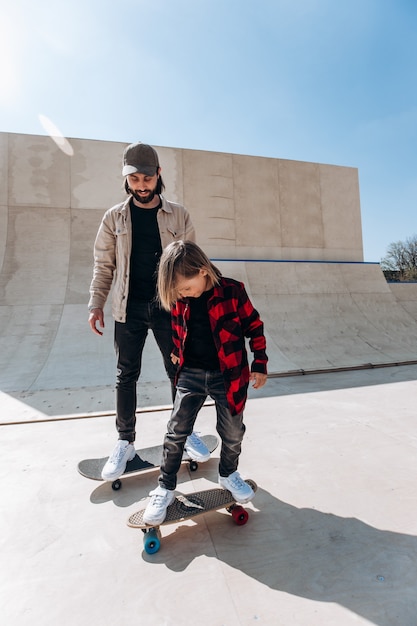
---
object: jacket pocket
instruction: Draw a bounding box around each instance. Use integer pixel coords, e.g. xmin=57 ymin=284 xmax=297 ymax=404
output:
xmin=167 ymin=226 xmax=186 ymax=239
xmin=218 ymin=318 xmax=242 ymax=343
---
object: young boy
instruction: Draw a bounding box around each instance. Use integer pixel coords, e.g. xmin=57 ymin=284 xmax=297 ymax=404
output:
xmin=143 ymin=240 xmax=268 ymax=525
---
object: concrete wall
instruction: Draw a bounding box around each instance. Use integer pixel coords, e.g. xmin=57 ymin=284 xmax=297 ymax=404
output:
xmin=0 ymin=133 xmax=364 ymax=300
xmin=4 ymin=132 xmax=416 ymax=416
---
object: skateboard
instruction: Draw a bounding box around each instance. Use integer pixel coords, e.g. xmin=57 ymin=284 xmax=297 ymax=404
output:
xmin=78 ymin=434 xmax=219 ymax=491
xmin=127 ymin=479 xmax=257 ymax=554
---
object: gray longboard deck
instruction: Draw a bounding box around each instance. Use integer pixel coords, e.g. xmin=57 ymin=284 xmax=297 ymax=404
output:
xmin=78 ymin=434 xmax=219 ymax=482
xmin=127 ymin=479 xmax=257 ymax=529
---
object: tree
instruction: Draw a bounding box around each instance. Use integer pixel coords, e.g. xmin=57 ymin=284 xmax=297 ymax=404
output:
xmin=381 ymin=235 xmax=417 ymax=281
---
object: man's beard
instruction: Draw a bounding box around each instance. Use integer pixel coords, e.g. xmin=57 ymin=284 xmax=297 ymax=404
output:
xmin=131 ymin=188 xmax=157 ymax=204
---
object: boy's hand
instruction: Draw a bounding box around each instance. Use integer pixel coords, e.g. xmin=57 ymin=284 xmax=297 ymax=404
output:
xmin=171 ymin=353 xmax=180 ymax=365
xmin=250 ymin=372 xmax=267 ymax=389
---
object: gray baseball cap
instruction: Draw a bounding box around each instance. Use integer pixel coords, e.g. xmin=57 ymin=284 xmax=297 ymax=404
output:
xmin=122 ymin=142 xmax=160 ymax=176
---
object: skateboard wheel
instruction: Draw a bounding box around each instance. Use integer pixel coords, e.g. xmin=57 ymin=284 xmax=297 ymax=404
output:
xmin=143 ymin=529 xmax=161 ymax=554
xmin=189 ymin=460 xmax=198 ymax=472
xmin=112 ymin=479 xmax=122 ymax=491
xmin=231 ymin=505 xmax=249 ymax=526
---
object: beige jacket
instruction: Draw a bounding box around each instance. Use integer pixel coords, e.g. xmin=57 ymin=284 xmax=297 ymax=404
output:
xmin=88 ymin=195 xmax=196 ymax=322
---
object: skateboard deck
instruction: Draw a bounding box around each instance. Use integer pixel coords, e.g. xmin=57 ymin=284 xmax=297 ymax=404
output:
xmin=78 ymin=434 xmax=219 ymax=491
xmin=128 ymin=479 xmax=257 ymax=554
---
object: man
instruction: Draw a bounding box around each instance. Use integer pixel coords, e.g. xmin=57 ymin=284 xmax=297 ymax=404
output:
xmin=88 ymin=142 xmax=210 ymax=480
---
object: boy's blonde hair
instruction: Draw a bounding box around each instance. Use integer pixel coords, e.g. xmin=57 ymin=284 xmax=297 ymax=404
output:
xmin=157 ymin=240 xmax=222 ymax=310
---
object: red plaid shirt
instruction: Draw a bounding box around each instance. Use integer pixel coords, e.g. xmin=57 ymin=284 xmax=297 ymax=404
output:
xmin=171 ymin=277 xmax=268 ymax=415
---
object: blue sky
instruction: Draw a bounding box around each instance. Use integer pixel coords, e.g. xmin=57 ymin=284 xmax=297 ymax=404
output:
xmin=1 ymin=0 xmax=417 ymax=262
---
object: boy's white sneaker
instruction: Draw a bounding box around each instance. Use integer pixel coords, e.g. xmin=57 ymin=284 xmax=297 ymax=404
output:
xmin=184 ymin=432 xmax=211 ymax=462
xmin=218 ymin=471 xmax=255 ymax=503
xmin=143 ymin=486 xmax=176 ymax=525
xmin=101 ymin=440 xmax=136 ymax=481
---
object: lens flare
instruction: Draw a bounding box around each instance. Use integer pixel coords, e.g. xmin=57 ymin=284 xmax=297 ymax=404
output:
xmin=38 ymin=114 xmax=74 ymax=156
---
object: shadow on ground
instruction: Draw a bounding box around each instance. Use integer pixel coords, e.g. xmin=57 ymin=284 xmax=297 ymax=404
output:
xmin=146 ymin=486 xmax=417 ymax=626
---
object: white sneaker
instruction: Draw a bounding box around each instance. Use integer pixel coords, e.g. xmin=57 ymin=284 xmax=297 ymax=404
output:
xmin=184 ymin=432 xmax=210 ymax=462
xmin=143 ymin=486 xmax=176 ymax=525
xmin=218 ymin=471 xmax=254 ymax=503
xmin=101 ymin=440 xmax=136 ymax=481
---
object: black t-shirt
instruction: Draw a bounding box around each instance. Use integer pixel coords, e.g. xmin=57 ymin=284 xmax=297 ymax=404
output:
xmin=128 ymin=199 xmax=162 ymax=304
xmin=183 ymin=289 xmax=220 ymax=370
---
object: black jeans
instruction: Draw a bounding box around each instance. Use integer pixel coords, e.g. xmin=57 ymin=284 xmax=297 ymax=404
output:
xmin=114 ymin=301 xmax=177 ymax=442
xmin=159 ymin=367 xmax=246 ymax=490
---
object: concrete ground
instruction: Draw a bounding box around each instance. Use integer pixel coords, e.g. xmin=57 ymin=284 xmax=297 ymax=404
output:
xmin=2 ymin=363 xmax=417 ymax=626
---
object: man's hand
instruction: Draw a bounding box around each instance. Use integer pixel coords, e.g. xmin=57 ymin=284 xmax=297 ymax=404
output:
xmin=89 ymin=308 xmax=105 ymax=336
xmin=250 ymin=372 xmax=267 ymax=389
xmin=171 ymin=353 xmax=180 ymax=365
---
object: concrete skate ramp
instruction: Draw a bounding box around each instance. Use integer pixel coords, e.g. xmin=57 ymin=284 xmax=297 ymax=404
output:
xmin=387 ymin=282 xmax=417 ymax=324
xmin=2 ymin=132 xmax=417 ymax=416
xmin=2 ymin=251 xmax=417 ymax=418
xmin=0 ymin=205 xmax=171 ymax=414
xmin=2 ymin=221 xmax=417 ymax=416
xmin=215 ymin=260 xmax=417 ymax=374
